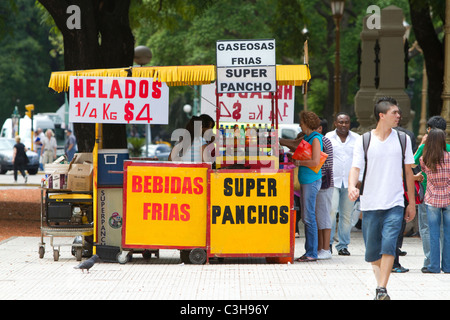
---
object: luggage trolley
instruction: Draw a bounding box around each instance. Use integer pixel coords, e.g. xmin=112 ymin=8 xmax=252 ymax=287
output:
xmin=38 ymin=187 xmax=94 ymax=261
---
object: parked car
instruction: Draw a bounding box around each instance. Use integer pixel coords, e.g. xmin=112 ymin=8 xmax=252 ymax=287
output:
xmin=278 ymin=124 xmax=302 ymax=152
xmin=140 ymin=143 xmax=172 ymax=160
xmin=0 ymin=138 xmax=40 ymax=175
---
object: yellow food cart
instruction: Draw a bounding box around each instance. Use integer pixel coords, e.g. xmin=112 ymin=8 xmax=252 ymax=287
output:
xmin=47 ymin=56 xmax=310 ymax=264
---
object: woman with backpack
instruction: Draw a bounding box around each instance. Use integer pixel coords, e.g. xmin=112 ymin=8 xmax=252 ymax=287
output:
xmin=419 ymin=128 xmax=450 ymax=273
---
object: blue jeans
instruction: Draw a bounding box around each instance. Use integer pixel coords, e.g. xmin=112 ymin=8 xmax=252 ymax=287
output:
xmin=426 ymin=204 xmax=450 ymax=273
xmin=418 ymin=203 xmax=431 ymax=268
xmin=362 ymin=206 xmax=404 ymax=263
xmin=300 ymin=178 xmax=321 ymax=258
xmin=330 ymin=186 xmax=354 ymax=251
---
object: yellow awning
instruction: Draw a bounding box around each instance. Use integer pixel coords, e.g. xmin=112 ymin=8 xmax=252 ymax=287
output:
xmin=276 ymin=64 xmax=311 ymax=86
xmin=48 ymin=64 xmax=310 ymax=93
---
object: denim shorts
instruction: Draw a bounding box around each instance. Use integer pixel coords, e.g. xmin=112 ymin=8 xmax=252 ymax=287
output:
xmin=362 ymin=206 xmax=404 ymax=262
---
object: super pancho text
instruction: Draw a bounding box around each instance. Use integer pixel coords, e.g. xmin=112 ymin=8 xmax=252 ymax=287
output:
xmin=212 ymin=177 xmax=289 ymax=225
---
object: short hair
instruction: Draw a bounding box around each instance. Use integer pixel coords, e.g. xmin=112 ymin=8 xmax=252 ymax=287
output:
xmin=427 ymin=116 xmax=447 ymax=131
xmin=299 ymin=111 xmax=321 ymax=130
xmin=374 ymin=96 xmax=397 ymax=123
xmin=334 ymin=112 xmax=350 ymax=121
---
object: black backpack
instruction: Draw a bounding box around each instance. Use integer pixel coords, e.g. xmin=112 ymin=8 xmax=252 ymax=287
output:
xmin=359 ymin=130 xmax=407 ymax=196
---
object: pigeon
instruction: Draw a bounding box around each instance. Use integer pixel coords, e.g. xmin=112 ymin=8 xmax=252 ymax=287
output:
xmin=74 ymin=255 xmax=100 ymax=273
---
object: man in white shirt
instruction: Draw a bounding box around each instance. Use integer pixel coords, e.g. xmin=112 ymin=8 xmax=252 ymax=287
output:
xmin=348 ymin=97 xmax=416 ymax=300
xmin=41 ymin=129 xmax=57 ymax=165
xmin=325 ymin=112 xmax=360 ymax=256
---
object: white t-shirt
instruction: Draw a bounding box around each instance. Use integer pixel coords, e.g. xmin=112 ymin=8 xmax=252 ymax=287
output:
xmin=180 ymin=137 xmax=205 ymax=162
xmin=42 ymin=136 xmax=57 ymax=152
xmin=325 ymin=129 xmax=360 ymax=188
xmin=352 ymin=129 xmax=414 ymax=211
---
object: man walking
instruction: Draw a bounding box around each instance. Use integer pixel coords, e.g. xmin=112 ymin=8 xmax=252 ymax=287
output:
xmin=64 ymin=129 xmax=77 ymax=161
xmin=348 ymin=97 xmax=416 ymax=300
xmin=326 ymin=112 xmax=360 ymax=256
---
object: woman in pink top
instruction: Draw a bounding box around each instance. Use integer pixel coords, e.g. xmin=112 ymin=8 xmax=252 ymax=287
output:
xmin=420 ymin=128 xmax=450 ymax=273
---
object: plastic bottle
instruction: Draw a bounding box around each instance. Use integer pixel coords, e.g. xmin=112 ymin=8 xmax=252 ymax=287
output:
xmin=240 ymin=125 xmax=245 ymax=150
xmin=267 ymin=124 xmax=272 ymax=155
xmin=252 ymin=124 xmax=257 ymax=145
xmin=219 ymin=124 xmax=225 ymax=156
xmin=234 ymin=124 xmax=239 ymax=155
xmin=245 ymin=124 xmax=250 ymax=149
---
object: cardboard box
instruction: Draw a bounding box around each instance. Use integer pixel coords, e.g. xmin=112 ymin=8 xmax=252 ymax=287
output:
xmin=49 ymin=173 xmax=67 ymax=189
xmin=67 ymin=153 xmax=93 ymax=191
xmin=44 ymin=164 xmax=70 ymax=189
xmin=71 ymin=153 xmax=93 ymax=165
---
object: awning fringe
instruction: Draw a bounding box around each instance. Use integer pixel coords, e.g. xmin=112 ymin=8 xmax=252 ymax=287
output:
xmin=48 ymin=65 xmax=311 ymax=93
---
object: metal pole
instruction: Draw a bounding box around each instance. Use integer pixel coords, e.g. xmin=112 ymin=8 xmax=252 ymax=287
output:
xmin=441 ymin=0 xmax=450 ymax=142
xmin=334 ymin=16 xmax=342 ymax=117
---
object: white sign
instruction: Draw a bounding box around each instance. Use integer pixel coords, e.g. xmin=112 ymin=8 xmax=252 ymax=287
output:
xmin=216 ymin=39 xmax=276 ymax=67
xmin=216 ymin=39 xmax=276 ymax=94
xmin=216 ymin=66 xmax=276 ymax=94
xmin=69 ymin=76 xmax=169 ymax=124
xmin=201 ymin=82 xmax=295 ymax=124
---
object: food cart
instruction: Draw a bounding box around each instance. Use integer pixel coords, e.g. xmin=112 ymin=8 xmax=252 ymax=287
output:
xmin=39 ymin=158 xmax=94 ymax=262
xmin=46 ymin=40 xmax=310 ymax=264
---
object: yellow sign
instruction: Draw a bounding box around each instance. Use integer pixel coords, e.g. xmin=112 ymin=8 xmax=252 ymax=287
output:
xmin=123 ymin=163 xmax=209 ymax=248
xmin=208 ymin=170 xmax=293 ymax=255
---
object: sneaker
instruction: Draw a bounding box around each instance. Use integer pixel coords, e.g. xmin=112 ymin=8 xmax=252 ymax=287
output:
xmin=375 ymin=287 xmax=390 ymax=300
xmin=338 ymin=248 xmax=351 ymax=256
xmin=392 ymin=266 xmax=409 ymax=273
xmin=421 ymin=267 xmax=432 ymax=273
xmin=317 ymin=249 xmax=332 ymax=260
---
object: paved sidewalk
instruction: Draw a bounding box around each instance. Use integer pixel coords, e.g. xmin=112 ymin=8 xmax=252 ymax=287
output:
xmin=1 ymin=231 xmax=449 ymax=301
xmin=0 ymin=171 xmax=43 ymax=187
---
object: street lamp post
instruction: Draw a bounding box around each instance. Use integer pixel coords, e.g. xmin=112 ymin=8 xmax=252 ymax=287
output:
xmin=302 ymin=25 xmax=309 ymax=111
xmin=331 ymin=0 xmax=345 ymax=117
xmin=442 ymin=0 xmax=450 ymax=142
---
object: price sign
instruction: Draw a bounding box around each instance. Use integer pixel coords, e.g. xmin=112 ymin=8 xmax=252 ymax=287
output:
xmin=69 ymin=76 xmax=169 ymax=124
xmin=201 ymin=82 xmax=295 ymax=124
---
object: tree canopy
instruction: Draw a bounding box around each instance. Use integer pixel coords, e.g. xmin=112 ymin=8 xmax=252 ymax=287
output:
xmin=0 ymin=0 xmax=63 ymax=128
xmin=0 ymin=0 xmax=446 ymax=144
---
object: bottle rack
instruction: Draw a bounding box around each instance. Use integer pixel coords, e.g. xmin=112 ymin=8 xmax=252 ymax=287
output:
xmin=215 ymin=123 xmax=282 ymax=170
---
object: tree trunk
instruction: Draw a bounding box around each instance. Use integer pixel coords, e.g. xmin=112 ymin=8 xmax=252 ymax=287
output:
xmin=409 ymin=0 xmax=444 ymax=117
xmin=38 ymin=0 xmax=134 ymax=151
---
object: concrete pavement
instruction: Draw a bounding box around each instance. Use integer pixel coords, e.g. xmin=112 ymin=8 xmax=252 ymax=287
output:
xmin=1 ymin=171 xmax=449 ymax=302
xmin=0 ymin=171 xmax=43 ymax=187
xmin=1 ymin=231 xmax=449 ymax=301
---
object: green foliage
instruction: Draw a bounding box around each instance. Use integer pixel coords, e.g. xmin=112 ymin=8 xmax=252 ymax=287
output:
xmin=0 ymin=0 xmax=63 ymax=128
xmin=0 ymin=0 xmax=440 ymax=141
xmin=127 ymin=137 xmax=146 ymax=157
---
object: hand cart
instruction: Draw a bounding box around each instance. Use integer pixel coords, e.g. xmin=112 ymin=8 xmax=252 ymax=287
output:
xmin=38 ymin=187 xmax=94 ymax=261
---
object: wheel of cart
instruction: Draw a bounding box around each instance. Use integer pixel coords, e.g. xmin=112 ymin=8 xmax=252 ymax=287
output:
xmin=53 ymin=247 xmax=60 ymax=261
xmin=39 ymin=228 xmax=93 ymax=261
xmin=180 ymin=248 xmax=207 ymax=264
xmin=38 ymin=187 xmax=94 ymax=261
xmin=38 ymin=245 xmax=45 ymax=259
xmin=117 ymin=250 xmax=133 ymax=264
xmin=116 ymin=249 xmax=160 ymax=264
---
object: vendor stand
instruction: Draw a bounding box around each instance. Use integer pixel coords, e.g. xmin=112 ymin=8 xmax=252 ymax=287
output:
xmin=46 ymin=39 xmax=310 ymax=264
